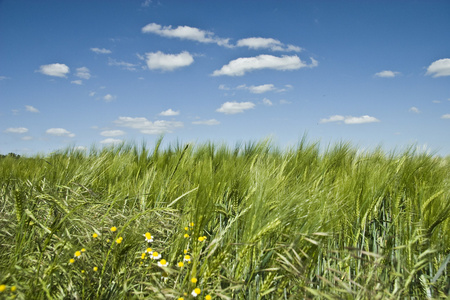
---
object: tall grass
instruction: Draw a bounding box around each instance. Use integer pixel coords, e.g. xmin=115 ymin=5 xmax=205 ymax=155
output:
xmin=0 ymin=138 xmax=449 ymax=299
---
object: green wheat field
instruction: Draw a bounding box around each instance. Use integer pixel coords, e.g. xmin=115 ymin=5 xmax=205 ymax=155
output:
xmin=1 ymin=138 xmax=449 ymax=299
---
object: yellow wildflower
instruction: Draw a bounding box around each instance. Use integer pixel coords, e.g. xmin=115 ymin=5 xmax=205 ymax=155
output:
xmin=11 ymin=286 xmax=16 ymax=292
xmin=178 ymin=261 xmax=184 ymax=267
xmin=191 ymin=287 xmax=201 ymax=297
xmin=110 ymin=226 xmax=117 ymax=232
xmin=0 ymin=285 xmax=5 ymax=292
xmin=191 ymin=277 xmax=198 ymax=283
xmin=69 ymin=258 xmax=75 ymax=264
xmin=93 ymin=266 xmax=98 ymax=272
xmin=151 ymin=251 xmax=161 ymax=260
xmin=205 ymin=295 xmax=212 ymax=300
xmin=143 ymin=232 xmax=153 ymax=242
xmin=157 ymin=259 xmax=168 ymax=267
xmin=184 ymin=255 xmax=191 ymax=262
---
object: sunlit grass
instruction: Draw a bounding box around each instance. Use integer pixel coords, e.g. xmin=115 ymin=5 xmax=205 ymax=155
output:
xmin=0 ymin=138 xmax=449 ymax=299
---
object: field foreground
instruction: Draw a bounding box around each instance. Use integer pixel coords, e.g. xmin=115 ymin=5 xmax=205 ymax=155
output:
xmin=0 ymin=139 xmax=449 ymax=299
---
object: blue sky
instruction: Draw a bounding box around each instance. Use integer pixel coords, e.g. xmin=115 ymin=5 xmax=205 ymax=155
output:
xmin=1 ymin=0 xmax=449 ymax=156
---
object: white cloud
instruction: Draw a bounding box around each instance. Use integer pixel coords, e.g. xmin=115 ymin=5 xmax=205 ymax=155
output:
xmin=141 ymin=0 xmax=152 ymax=7
xmin=25 ymin=105 xmax=39 ymax=113
xmin=319 ymin=115 xmax=345 ymax=123
xmin=237 ymin=84 xmax=276 ymax=94
xmin=159 ymin=109 xmax=180 ymax=116
xmin=192 ymin=119 xmax=220 ymax=125
xmin=262 ymin=98 xmax=273 ymax=106
xmin=218 ymin=84 xmax=230 ymax=90
xmin=236 ymin=37 xmax=302 ymax=52
xmin=46 ymin=128 xmax=75 ymax=137
xmin=76 ymin=67 xmax=91 ymax=79
xmin=141 ymin=23 xmax=231 ymax=47
xmin=75 ymin=146 xmax=87 ymax=151
xmin=108 ymin=58 xmax=138 ymax=71
xmin=374 ymin=70 xmax=400 ymax=78
xmin=22 ymin=136 xmax=33 ymax=141
xmin=114 ymin=116 xmax=183 ymax=134
xmin=409 ymin=106 xmax=420 ymax=113
xmin=89 ymin=91 xmax=96 ymax=97
xmin=91 ymin=47 xmax=112 ymax=54
xmin=103 ymin=94 xmax=115 ymax=102
xmin=216 ymin=101 xmax=255 ymax=114
xmin=145 ymin=51 xmax=194 ymax=71
xmin=37 ymin=63 xmax=69 ymax=77
xmin=212 ymin=55 xmax=317 ymax=76
xmin=279 ymin=99 xmax=291 ymax=104
xmin=441 ymin=114 xmax=450 ymax=119
xmin=100 ymin=138 xmax=123 ymax=145
xmin=71 ymin=80 xmax=82 ymax=85
xmin=100 ymin=130 xmax=126 ymax=137
xmin=0 ymin=76 xmax=9 ymax=80
xmin=320 ymin=115 xmax=380 ymax=124
xmin=4 ymin=127 xmax=28 ymax=134
xmin=426 ymin=58 xmax=450 ymax=77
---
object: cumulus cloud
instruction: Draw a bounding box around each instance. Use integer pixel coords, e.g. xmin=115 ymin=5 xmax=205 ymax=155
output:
xmin=441 ymin=114 xmax=450 ymax=119
xmin=192 ymin=119 xmax=220 ymax=125
xmin=25 ymin=105 xmax=39 ymax=113
xmin=141 ymin=23 xmax=231 ymax=47
xmin=100 ymin=130 xmax=126 ymax=137
xmin=409 ymin=106 xmax=420 ymax=113
xmin=426 ymin=58 xmax=450 ymax=77
xmin=91 ymin=47 xmax=112 ymax=54
xmin=236 ymin=37 xmax=302 ymax=52
xmin=212 ymin=55 xmax=317 ymax=76
xmin=374 ymin=70 xmax=400 ymax=78
xmin=114 ymin=116 xmax=183 ymax=134
xmin=76 ymin=67 xmax=91 ymax=79
xmin=46 ymin=128 xmax=75 ymax=137
xmin=4 ymin=127 xmax=28 ymax=134
xmin=108 ymin=58 xmax=138 ymax=71
xmin=216 ymin=101 xmax=255 ymax=114
xmin=319 ymin=115 xmax=380 ymax=124
xmin=159 ymin=109 xmax=180 ymax=116
xmin=145 ymin=51 xmax=194 ymax=71
xmin=37 ymin=63 xmax=69 ymax=77
xmin=100 ymin=138 xmax=123 ymax=145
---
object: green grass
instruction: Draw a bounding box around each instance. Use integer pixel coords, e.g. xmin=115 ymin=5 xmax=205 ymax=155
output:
xmin=0 ymin=138 xmax=449 ymax=299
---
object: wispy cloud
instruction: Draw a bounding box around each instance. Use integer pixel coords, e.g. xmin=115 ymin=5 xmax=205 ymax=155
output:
xmin=192 ymin=119 xmax=220 ymax=125
xmin=141 ymin=0 xmax=152 ymax=7
xmin=409 ymin=106 xmax=420 ymax=113
xmin=425 ymin=58 xmax=450 ymax=77
xmin=262 ymin=98 xmax=273 ymax=106
xmin=46 ymin=128 xmax=75 ymax=137
xmin=37 ymin=63 xmax=69 ymax=77
xmin=25 ymin=105 xmax=39 ymax=113
xmin=108 ymin=58 xmax=138 ymax=71
xmin=71 ymin=80 xmax=82 ymax=85
xmin=237 ymin=84 xmax=276 ymax=94
xmin=103 ymin=94 xmax=115 ymax=102
xmin=141 ymin=23 xmax=231 ymax=47
xmin=91 ymin=47 xmax=112 ymax=54
xmin=319 ymin=115 xmax=380 ymax=124
xmin=159 ymin=109 xmax=180 ymax=116
xmin=236 ymin=37 xmax=301 ymax=52
xmin=4 ymin=127 xmax=28 ymax=134
xmin=374 ymin=70 xmax=400 ymax=78
xmin=0 ymin=76 xmax=10 ymax=80
xmin=216 ymin=101 xmax=255 ymax=114
xmin=114 ymin=116 xmax=183 ymax=134
xmin=145 ymin=51 xmax=194 ymax=71
xmin=212 ymin=55 xmax=317 ymax=76
xmin=100 ymin=130 xmax=126 ymax=137
xmin=441 ymin=114 xmax=450 ymax=119
xmin=76 ymin=67 xmax=91 ymax=79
